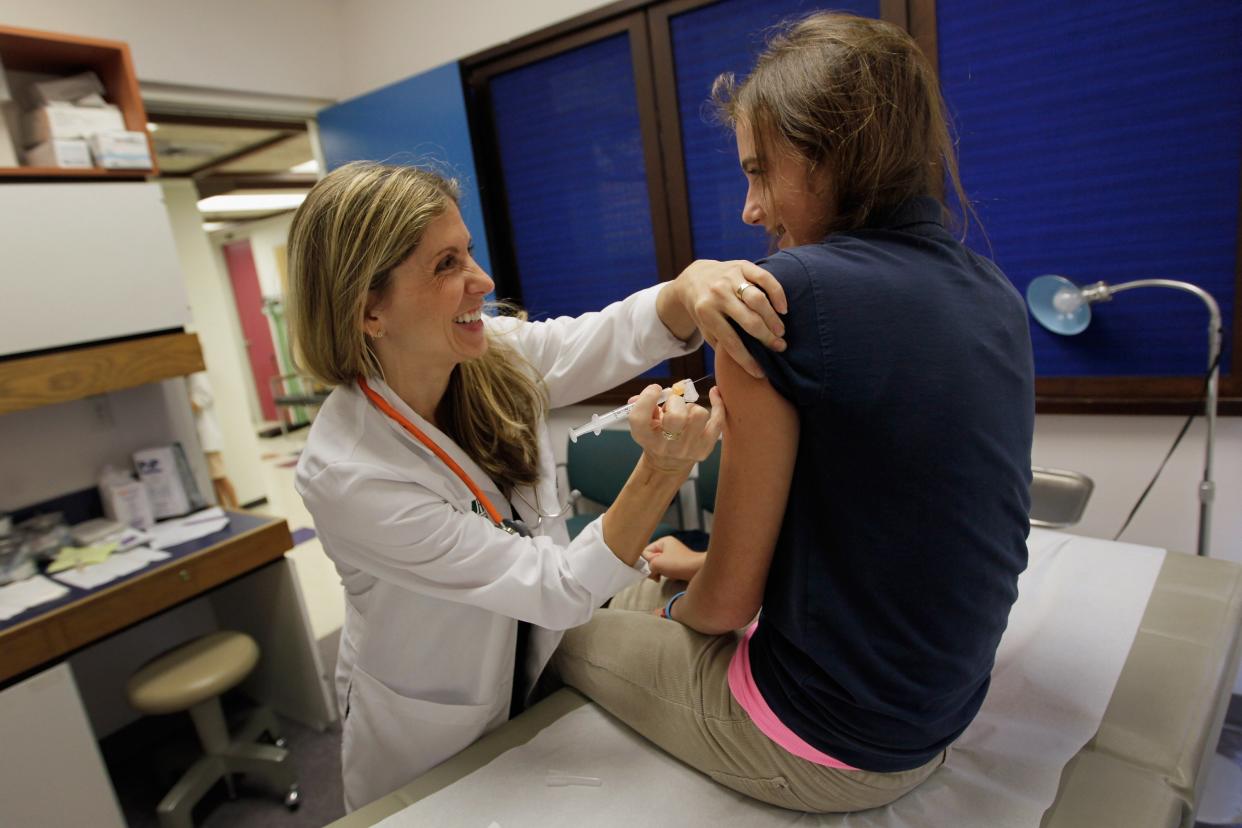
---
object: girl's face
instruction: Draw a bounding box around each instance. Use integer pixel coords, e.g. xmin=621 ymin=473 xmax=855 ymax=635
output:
xmin=735 ymin=120 xmax=833 ymax=248
xmin=365 ymin=202 xmax=495 ymax=375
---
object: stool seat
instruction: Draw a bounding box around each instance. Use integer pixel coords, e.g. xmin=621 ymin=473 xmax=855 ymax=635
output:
xmin=127 ymin=631 xmax=259 ymax=715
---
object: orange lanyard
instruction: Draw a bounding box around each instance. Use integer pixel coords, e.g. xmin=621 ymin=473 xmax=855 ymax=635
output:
xmin=357 ymin=377 xmax=508 ymax=528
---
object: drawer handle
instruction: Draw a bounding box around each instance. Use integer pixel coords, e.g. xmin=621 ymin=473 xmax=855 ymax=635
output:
xmin=179 ymin=569 xmax=191 ymax=582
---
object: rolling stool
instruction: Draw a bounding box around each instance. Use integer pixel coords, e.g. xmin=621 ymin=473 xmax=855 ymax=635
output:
xmin=126 ymin=631 xmax=300 ymax=828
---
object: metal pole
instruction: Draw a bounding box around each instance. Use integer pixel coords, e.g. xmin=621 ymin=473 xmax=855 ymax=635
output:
xmin=1100 ymin=280 xmax=1221 ymax=556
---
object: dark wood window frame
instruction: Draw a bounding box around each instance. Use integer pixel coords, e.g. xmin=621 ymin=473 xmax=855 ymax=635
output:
xmin=465 ymin=0 xmax=1241 ymax=414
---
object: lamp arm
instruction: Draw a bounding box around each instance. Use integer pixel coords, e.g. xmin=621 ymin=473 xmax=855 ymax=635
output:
xmin=1099 ymin=279 xmax=1221 ymax=556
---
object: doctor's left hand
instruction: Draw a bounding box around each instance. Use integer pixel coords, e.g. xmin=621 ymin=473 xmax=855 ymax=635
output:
xmin=628 ymin=384 xmax=725 ymax=473
xmin=671 ymin=259 xmax=787 ymax=379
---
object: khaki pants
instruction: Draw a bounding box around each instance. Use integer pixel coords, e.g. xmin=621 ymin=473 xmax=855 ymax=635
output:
xmin=551 ymin=578 xmax=944 ymax=813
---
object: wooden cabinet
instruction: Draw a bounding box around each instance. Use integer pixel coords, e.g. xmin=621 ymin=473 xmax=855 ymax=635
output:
xmin=0 ymin=24 xmax=157 ymax=178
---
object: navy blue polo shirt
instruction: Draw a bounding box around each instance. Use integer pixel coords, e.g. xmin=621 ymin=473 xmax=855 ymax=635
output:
xmin=735 ymin=197 xmax=1034 ymax=772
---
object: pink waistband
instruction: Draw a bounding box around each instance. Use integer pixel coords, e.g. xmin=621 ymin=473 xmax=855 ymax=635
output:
xmin=727 ymin=623 xmax=859 ymax=770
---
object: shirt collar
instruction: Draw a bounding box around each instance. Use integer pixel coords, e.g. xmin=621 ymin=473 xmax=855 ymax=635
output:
xmin=865 ymin=196 xmax=946 ymax=232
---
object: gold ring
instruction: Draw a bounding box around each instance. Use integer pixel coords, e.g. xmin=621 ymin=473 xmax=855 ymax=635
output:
xmin=662 ymin=430 xmax=681 ymax=441
xmin=735 ymin=282 xmax=754 ymax=301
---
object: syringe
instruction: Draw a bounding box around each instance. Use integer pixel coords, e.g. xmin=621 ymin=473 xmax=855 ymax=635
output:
xmin=569 ymin=378 xmax=703 ymax=443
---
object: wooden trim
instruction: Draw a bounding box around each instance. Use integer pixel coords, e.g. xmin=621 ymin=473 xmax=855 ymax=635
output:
xmin=185 ymin=131 xmax=300 ymax=179
xmin=1233 ymin=126 xmax=1242 ymax=399
xmin=468 ymin=15 xmax=638 ymax=81
xmin=0 ymin=332 xmax=204 ymax=415
xmin=194 ymin=173 xmax=318 ymax=199
xmin=1036 ymin=397 xmax=1242 ymax=417
xmin=0 ymin=167 xmax=151 ymax=180
xmin=147 ymin=113 xmax=309 ymax=132
xmin=463 ymin=0 xmax=655 ymax=70
xmin=880 ymin=0 xmax=909 ymax=30
xmin=907 ymin=0 xmax=938 ymax=75
xmin=0 ymin=517 xmax=292 ymax=685
xmin=631 ymin=14 xmax=676 ymax=285
xmin=647 ymin=0 xmax=710 ymax=271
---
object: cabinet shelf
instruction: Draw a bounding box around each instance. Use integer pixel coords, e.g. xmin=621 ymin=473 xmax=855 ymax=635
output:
xmin=0 ymin=332 xmax=204 ymax=415
xmin=0 ymin=24 xmax=157 ymax=178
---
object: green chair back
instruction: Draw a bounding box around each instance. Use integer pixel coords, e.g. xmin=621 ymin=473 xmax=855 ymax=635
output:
xmin=565 ymin=430 xmax=644 ymax=507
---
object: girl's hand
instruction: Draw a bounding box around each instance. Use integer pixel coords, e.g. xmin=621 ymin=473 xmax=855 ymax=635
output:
xmin=627 ymin=384 xmax=725 ymax=474
xmin=642 ymin=536 xmax=705 ymax=582
xmin=674 ymin=259 xmax=787 ymax=379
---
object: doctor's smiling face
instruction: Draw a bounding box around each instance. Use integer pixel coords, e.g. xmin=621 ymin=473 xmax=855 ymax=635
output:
xmin=365 ymin=201 xmax=495 ymax=375
xmin=736 ymin=119 xmax=833 ymax=249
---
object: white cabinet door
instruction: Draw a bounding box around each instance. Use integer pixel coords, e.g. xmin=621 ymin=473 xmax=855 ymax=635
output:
xmin=0 ymin=662 xmax=126 ymax=828
xmin=0 ymin=182 xmax=191 ymax=356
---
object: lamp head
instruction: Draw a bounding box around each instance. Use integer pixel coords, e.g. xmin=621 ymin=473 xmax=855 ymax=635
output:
xmin=1027 ymin=275 xmax=1092 ymax=335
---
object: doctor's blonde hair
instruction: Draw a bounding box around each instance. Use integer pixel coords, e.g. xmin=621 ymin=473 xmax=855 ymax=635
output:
xmin=288 ymin=162 xmax=546 ymax=493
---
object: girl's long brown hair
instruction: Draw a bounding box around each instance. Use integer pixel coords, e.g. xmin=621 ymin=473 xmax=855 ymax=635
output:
xmin=713 ymin=12 xmax=972 ymax=237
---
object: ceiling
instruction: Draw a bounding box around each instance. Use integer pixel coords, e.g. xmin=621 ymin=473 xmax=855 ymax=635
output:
xmin=146 ymin=115 xmax=317 ymax=224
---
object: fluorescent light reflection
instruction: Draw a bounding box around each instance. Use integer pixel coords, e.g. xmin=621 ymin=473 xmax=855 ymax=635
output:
xmin=196 ymin=193 xmax=307 ymax=213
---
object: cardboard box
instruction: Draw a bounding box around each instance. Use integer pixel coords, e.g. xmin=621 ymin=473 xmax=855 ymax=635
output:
xmin=88 ymin=130 xmax=153 ymax=170
xmin=134 ymin=444 xmax=206 ymax=519
xmin=22 ymin=103 xmax=125 ymax=146
xmin=24 ymin=138 xmax=92 ymax=168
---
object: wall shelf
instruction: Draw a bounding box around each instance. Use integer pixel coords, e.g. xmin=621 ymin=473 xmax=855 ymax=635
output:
xmin=0 ymin=332 xmax=204 ymax=415
xmin=0 ymin=24 xmax=157 ymax=178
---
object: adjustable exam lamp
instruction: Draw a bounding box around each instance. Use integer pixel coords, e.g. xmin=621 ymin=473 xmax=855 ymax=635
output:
xmin=1025 ymin=275 xmax=1223 ymax=557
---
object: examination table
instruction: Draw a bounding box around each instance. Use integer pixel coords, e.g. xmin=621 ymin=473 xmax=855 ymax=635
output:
xmin=330 ymin=537 xmax=1242 ymax=828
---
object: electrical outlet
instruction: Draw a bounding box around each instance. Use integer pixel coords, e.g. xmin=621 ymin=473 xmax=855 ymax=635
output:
xmin=88 ymin=394 xmax=114 ymax=428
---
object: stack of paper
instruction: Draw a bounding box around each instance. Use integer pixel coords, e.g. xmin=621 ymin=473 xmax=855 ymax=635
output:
xmin=0 ymin=575 xmax=69 ymax=622
xmin=51 ymin=547 xmax=171 ymax=591
xmin=149 ymin=507 xmax=230 ymax=550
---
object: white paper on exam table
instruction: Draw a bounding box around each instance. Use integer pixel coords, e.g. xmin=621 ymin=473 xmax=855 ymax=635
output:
xmin=377 ymin=530 xmax=1165 ymax=828
xmin=148 ymin=507 xmax=229 ymax=550
xmin=0 ymin=575 xmax=70 ymax=621
xmin=51 ymin=546 xmax=172 ymax=590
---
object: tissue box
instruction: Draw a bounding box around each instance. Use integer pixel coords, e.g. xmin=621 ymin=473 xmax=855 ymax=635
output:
xmin=88 ymin=130 xmax=153 ymax=170
xmin=25 ymin=138 xmax=92 ymax=168
xmin=101 ymin=476 xmax=156 ymax=530
xmin=134 ymin=444 xmax=206 ymax=519
xmin=23 ymin=103 xmax=125 ymax=145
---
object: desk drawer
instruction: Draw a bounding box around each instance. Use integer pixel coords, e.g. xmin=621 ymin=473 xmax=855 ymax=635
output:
xmin=0 ymin=621 xmax=66 ymax=684
xmin=57 ymin=559 xmax=208 ymax=650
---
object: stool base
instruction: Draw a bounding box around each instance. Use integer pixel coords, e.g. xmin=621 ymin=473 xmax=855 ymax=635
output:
xmin=155 ymin=704 xmax=296 ymax=828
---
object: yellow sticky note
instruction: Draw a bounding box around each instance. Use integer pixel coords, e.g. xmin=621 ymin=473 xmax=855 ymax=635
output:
xmin=46 ymin=542 xmax=119 ymax=574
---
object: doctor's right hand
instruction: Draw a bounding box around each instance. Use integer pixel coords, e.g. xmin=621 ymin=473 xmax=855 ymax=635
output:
xmin=627 ymin=383 xmax=725 ymax=474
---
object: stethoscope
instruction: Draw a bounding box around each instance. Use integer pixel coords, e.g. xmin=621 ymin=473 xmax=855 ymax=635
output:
xmin=358 ymin=377 xmax=567 ymax=538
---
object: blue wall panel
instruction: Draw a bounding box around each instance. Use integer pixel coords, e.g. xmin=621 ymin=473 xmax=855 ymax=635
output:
xmin=938 ymin=0 xmax=1240 ymax=378
xmin=489 ymin=33 xmax=660 ymax=325
xmin=317 ymin=62 xmax=493 ymax=276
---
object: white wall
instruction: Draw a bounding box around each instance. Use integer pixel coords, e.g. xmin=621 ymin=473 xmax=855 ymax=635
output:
xmin=162 ymin=180 xmax=269 ymax=505
xmin=0 ymin=381 xmax=205 ymax=513
xmin=1033 ymin=415 xmax=1240 ymax=561
xmin=0 ymin=0 xmax=344 ymax=100
xmin=335 ymin=0 xmax=615 ymax=99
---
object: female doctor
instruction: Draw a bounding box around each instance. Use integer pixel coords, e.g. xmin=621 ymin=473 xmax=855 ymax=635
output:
xmin=287 ymin=161 xmax=788 ymax=810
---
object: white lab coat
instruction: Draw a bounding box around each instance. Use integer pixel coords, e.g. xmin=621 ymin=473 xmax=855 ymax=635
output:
xmin=295 ymin=284 xmax=701 ymax=810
